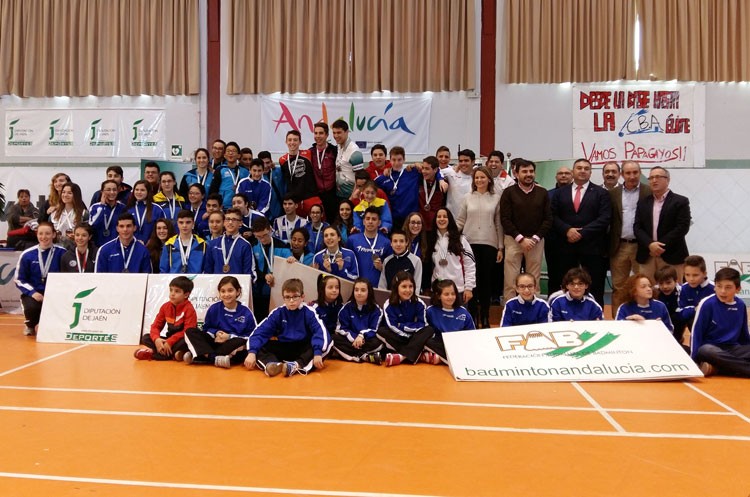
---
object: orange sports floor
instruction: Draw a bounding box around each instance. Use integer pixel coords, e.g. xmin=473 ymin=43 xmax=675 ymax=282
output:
xmin=0 ymin=313 xmax=749 ymax=497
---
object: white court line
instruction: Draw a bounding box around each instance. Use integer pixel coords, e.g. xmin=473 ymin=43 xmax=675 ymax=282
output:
xmin=0 ymin=404 xmax=748 ymax=442
xmin=683 ymin=381 xmax=750 ymax=426
xmin=0 ymin=385 xmax=734 ymax=416
xmin=0 ymin=472 xmax=443 ymax=497
xmin=0 ymin=344 xmax=89 ymax=378
xmin=571 ymin=382 xmax=626 ymax=433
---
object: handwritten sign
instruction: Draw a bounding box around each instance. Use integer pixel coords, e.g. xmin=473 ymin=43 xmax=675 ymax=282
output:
xmin=572 ymin=84 xmax=705 ymax=167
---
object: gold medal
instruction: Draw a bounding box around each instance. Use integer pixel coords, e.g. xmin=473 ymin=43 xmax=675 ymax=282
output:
xmin=222 ymin=264 xmax=230 ymax=273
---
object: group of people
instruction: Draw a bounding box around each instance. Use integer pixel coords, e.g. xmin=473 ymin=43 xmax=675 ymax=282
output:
xmin=12 ymin=120 xmax=750 ymax=378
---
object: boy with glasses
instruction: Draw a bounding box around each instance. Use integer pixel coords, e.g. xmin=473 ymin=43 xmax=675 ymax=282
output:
xmin=203 ymin=208 xmax=255 ymax=279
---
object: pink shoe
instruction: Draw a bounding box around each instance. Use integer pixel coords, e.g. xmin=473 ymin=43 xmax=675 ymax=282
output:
xmin=133 ymin=348 xmax=153 ymax=361
xmin=421 ymin=351 xmax=442 ymax=365
xmin=385 ymin=353 xmax=404 ymax=367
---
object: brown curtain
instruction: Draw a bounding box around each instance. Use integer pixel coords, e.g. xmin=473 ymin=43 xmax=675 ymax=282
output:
xmin=0 ymin=0 xmax=200 ymax=97
xmin=229 ymin=0 xmax=475 ymax=94
xmin=638 ymin=0 xmax=750 ymax=81
xmin=505 ymin=0 xmax=637 ymax=83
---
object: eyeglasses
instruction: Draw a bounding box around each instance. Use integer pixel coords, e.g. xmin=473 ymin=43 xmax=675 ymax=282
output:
xmin=516 ymin=284 xmax=535 ymax=290
xmin=567 ymin=282 xmax=587 ymax=287
xmin=225 ymin=218 xmax=242 ymax=222
xmin=648 ymin=175 xmax=668 ymax=180
xmin=282 ymin=295 xmax=301 ymax=302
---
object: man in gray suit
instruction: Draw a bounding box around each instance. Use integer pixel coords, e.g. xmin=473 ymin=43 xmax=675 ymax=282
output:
xmin=609 ymin=160 xmax=651 ymax=315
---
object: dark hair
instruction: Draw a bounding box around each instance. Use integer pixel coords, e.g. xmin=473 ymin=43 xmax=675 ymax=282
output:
xmin=431 ymin=279 xmax=460 ymax=308
xmin=316 ymin=274 xmax=343 ymax=307
xmin=654 ymin=265 xmax=678 ymax=283
xmin=422 ymin=156 xmax=439 ymax=170
xmin=371 ymin=144 xmax=387 ymax=156
xmin=286 ymin=130 xmax=301 ymax=140
xmin=402 ymin=212 xmax=427 ymax=261
xmin=435 ymin=145 xmax=450 ymax=155
xmin=363 ymin=205 xmax=381 ymax=219
xmin=573 ymin=158 xmax=592 ymax=168
xmin=212 ymin=139 xmax=227 ymax=148
xmin=225 ymin=207 xmax=243 ymax=218
xmin=426 ymin=208 xmax=463 ymax=259
xmin=458 ymin=149 xmax=476 ymax=162
xmin=513 ymin=158 xmax=536 ymax=173
xmin=146 ymin=218 xmax=176 ymax=270
xmin=314 ymin=121 xmax=329 ymax=134
xmin=257 ymin=150 xmax=272 ymax=161
xmin=354 ymin=170 xmax=371 ymax=181
xmin=240 ymin=147 xmax=253 ymax=156
xmin=206 ymin=193 xmax=224 ymax=205
xmin=388 ymin=271 xmax=418 ymax=305
xmin=217 ymin=275 xmax=242 ymax=297
xmin=350 ymin=277 xmax=377 ymax=311
xmin=128 ymin=179 xmax=154 ymax=221
xmin=562 ymin=267 xmax=592 ymax=288
xmin=331 ymin=119 xmax=349 ymax=131
xmin=225 ymin=141 xmax=240 ymax=153
xmin=282 ymin=193 xmax=297 ymax=204
xmin=170 ymin=275 xmax=195 ymax=294
xmin=250 ymin=158 xmax=264 ymax=169
xmin=17 ymin=189 xmax=30 ymax=197
xmin=684 ymin=255 xmax=707 ymax=272
xmin=389 ymin=227 xmax=407 ymax=241
xmin=188 ymin=183 xmax=206 ymax=196
xmin=144 ymin=161 xmax=160 ymax=172
xmin=106 ymin=165 xmax=124 ymax=177
xmin=117 ymin=212 xmax=136 ymax=225
xmin=714 ymin=267 xmax=741 ymax=288
xmin=159 ymin=171 xmax=176 ymax=182
xmin=332 ymin=199 xmax=355 ymax=235
xmin=487 ymin=150 xmax=505 ymax=164
xmin=251 ymin=216 xmax=272 ymax=233
xmin=57 ymin=182 xmax=87 ymax=226
xmin=291 ymin=226 xmax=310 ymax=243
xmin=194 ymin=147 xmax=210 ymax=162
xmin=100 ymin=179 xmax=118 ymax=192
xmin=232 ymin=192 xmax=249 ymax=206
xmin=390 ymin=146 xmax=405 ymax=158
xmin=176 ymin=209 xmax=194 ymax=221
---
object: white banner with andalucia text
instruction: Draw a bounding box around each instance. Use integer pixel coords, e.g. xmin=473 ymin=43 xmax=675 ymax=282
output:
xmin=38 ymin=273 xmax=148 ymax=345
xmin=260 ymin=95 xmax=431 ymax=154
xmin=444 ymin=320 xmax=703 ymax=382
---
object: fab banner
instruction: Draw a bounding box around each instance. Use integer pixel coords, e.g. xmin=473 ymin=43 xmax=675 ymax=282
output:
xmin=5 ymin=109 xmax=165 ymax=158
xmin=572 ymin=84 xmax=705 ymax=167
xmin=444 ymin=320 xmax=702 ymax=382
xmin=704 ymin=254 xmax=750 ymax=303
xmin=261 ymin=95 xmax=431 ymax=154
xmin=141 ymin=274 xmax=253 ymax=336
xmin=37 ymin=273 xmax=149 ymax=345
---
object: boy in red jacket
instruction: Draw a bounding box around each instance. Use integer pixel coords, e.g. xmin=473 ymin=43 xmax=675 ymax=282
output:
xmin=134 ymin=276 xmax=197 ymax=361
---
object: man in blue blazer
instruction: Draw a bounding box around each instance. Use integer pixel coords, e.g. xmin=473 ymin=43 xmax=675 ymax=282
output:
xmin=634 ymin=166 xmax=691 ymax=283
xmin=550 ymin=158 xmax=612 ymax=306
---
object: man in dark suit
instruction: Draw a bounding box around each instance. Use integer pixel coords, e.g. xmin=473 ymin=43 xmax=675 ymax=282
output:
xmin=551 ymin=158 xmax=612 ymax=306
xmin=609 ymin=160 xmax=652 ymax=316
xmin=634 ymin=166 xmax=691 ymax=283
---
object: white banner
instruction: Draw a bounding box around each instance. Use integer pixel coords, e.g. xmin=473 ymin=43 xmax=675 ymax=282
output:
xmin=5 ymin=109 xmax=165 ymax=158
xmin=444 ymin=320 xmax=702 ymax=382
xmin=261 ymin=95 xmax=432 ymax=154
xmin=0 ymin=250 xmax=21 ymax=312
xmin=37 ymin=273 xmax=149 ymax=344
xmin=141 ymin=274 xmax=253 ymax=336
xmin=704 ymin=253 xmax=750 ymax=303
xmin=572 ymin=84 xmax=705 ymax=167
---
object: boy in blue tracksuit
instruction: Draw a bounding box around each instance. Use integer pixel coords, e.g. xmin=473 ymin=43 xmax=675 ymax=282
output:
xmin=347 ymin=206 xmax=392 ymax=286
xmin=15 ymin=222 xmax=65 ymax=336
xmin=159 ymin=210 xmax=207 ymax=273
xmin=95 ymin=213 xmax=152 ymax=273
xmin=501 ymin=274 xmax=550 ymax=326
xmin=202 ymin=208 xmax=256 ymax=280
xmin=692 ymin=268 xmax=750 ymax=377
xmin=236 ymin=159 xmax=272 ymax=216
xmin=244 ymin=278 xmax=331 ymax=377
xmin=374 ymin=146 xmax=420 ymax=228
xmin=549 ymin=268 xmax=603 ymax=322
xmin=677 ymin=255 xmax=715 ymax=333
xmin=250 ymin=217 xmax=292 ymax=321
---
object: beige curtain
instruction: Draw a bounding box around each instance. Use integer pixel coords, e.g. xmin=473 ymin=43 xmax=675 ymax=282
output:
xmin=0 ymin=0 xmax=200 ymax=97
xmin=638 ymin=0 xmax=750 ymax=81
xmin=505 ymin=0 xmax=636 ymax=83
xmin=229 ymin=0 xmax=475 ymax=94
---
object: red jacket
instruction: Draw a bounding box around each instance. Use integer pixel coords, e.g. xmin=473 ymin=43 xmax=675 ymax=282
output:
xmin=149 ymin=300 xmax=198 ymax=346
xmin=309 ymin=143 xmax=337 ymax=192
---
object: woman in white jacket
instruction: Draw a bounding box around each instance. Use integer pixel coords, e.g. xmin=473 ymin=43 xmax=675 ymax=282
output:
xmin=426 ymin=207 xmax=476 ymax=304
xmin=456 ymin=166 xmax=503 ymax=328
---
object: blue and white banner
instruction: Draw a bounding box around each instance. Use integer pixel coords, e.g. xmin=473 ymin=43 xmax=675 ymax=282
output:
xmin=261 ymin=95 xmax=432 ymax=154
xmin=444 ymin=320 xmax=702 ymax=382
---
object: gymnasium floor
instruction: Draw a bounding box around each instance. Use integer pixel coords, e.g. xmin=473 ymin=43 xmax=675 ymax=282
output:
xmin=0 ymin=313 xmax=749 ymax=497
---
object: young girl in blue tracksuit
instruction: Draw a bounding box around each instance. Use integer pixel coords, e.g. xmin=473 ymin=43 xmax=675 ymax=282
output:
xmin=15 ymin=222 xmax=65 ymax=336
xmin=425 ymin=279 xmax=476 ymax=364
xmin=184 ymin=276 xmax=257 ymax=368
xmin=501 ymin=273 xmax=550 ymax=327
xmin=615 ymin=274 xmax=673 ymax=331
xmin=549 ymin=268 xmax=603 ymax=322
xmin=334 ymin=277 xmax=384 ymax=364
xmin=376 ymin=271 xmax=436 ymax=366
xmin=312 ymin=226 xmax=359 ymax=281
xmin=311 ymin=274 xmax=343 ymax=339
